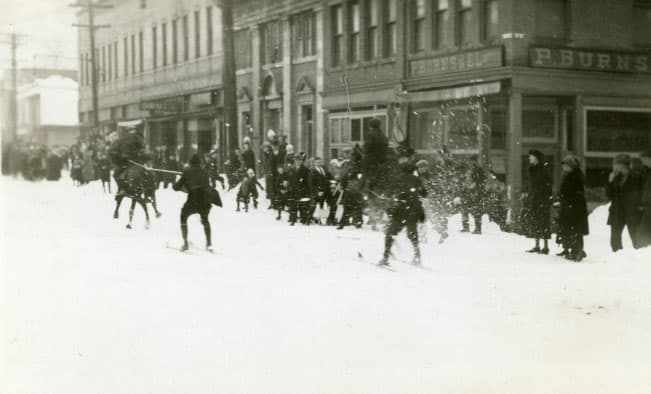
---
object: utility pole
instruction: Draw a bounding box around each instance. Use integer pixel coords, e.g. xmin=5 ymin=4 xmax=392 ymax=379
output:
xmin=10 ymin=32 xmax=18 ymax=143
xmin=71 ymin=0 xmax=112 ymax=135
xmin=218 ymin=0 xmax=239 ymax=152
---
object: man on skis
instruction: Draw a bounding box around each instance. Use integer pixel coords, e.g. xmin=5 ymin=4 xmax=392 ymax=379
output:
xmin=378 ymin=155 xmax=427 ymax=266
xmin=173 ymin=154 xmax=213 ymax=252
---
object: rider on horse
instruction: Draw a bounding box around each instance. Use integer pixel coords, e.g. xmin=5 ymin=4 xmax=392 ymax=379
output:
xmin=109 ymin=128 xmax=146 ymax=185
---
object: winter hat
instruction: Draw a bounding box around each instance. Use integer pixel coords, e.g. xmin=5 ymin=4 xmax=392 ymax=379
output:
xmin=243 ymin=136 xmax=251 ymax=145
xmin=561 ymin=154 xmax=581 ymax=169
xmin=267 ymin=129 xmax=276 ymax=140
xmin=614 ymin=153 xmax=631 ymax=166
xmin=528 ymin=149 xmax=545 ymax=164
xmin=189 ymin=153 xmax=201 ymax=167
xmin=416 ymin=159 xmax=429 ymax=169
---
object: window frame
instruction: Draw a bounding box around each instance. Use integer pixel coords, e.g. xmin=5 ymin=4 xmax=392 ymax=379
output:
xmin=349 ymin=0 xmax=361 ymax=63
xmin=456 ymin=0 xmax=473 ymax=46
xmin=384 ymin=0 xmax=397 ymax=57
xmin=583 ymin=105 xmax=651 ymax=158
xmin=331 ymin=4 xmax=344 ymax=66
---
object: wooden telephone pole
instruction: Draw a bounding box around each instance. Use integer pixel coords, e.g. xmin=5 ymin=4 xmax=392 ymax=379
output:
xmin=218 ymin=0 xmax=239 ymax=152
xmin=71 ymin=0 xmax=112 ymax=134
xmin=0 ymin=32 xmax=22 ymax=143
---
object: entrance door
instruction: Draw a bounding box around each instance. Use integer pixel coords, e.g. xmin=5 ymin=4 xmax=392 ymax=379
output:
xmin=301 ymin=105 xmax=314 ymax=157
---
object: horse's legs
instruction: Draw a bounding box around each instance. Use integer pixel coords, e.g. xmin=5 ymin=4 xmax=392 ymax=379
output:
xmin=127 ymin=199 xmax=136 ymax=229
xmin=151 ymin=193 xmax=161 ymax=218
xmin=139 ymin=198 xmax=151 ymax=229
xmin=114 ymin=195 xmax=124 ymax=219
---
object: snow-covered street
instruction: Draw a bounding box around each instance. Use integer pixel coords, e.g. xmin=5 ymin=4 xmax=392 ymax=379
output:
xmin=2 ymin=175 xmax=651 ymax=394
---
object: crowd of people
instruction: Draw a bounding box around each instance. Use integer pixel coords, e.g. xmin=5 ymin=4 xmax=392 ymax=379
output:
xmin=3 ymin=119 xmax=650 ymax=264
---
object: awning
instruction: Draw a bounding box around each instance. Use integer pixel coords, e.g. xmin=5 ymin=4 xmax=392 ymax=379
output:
xmin=397 ymin=81 xmax=501 ymax=103
xmin=117 ymin=119 xmax=143 ymax=128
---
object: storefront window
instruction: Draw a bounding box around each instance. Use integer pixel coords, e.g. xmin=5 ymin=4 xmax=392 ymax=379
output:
xmin=586 ymin=110 xmax=651 ymax=153
xmin=522 ymin=109 xmax=556 ymax=141
xmin=330 ymin=118 xmax=342 ymax=144
xmin=489 ymin=108 xmax=506 ymax=149
xmin=447 ymin=107 xmax=478 ymax=151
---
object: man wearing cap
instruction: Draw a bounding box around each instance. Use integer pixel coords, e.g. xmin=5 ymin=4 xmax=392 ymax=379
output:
xmin=288 ymin=152 xmax=312 ymax=225
xmin=607 ymin=153 xmax=643 ymax=251
xmin=636 ymin=151 xmax=651 ymax=248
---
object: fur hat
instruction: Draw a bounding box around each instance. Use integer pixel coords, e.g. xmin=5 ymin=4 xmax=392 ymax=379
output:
xmin=561 ymin=154 xmax=581 ymax=169
xmin=267 ymin=129 xmax=276 ymax=140
xmin=614 ymin=153 xmax=631 ymax=166
xmin=528 ymin=149 xmax=545 ymax=164
xmin=286 ymin=144 xmax=295 ymax=155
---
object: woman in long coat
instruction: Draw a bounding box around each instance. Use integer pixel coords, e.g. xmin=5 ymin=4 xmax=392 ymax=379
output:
xmin=525 ymin=150 xmax=552 ymax=254
xmin=557 ymin=155 xmax=589 ymax=261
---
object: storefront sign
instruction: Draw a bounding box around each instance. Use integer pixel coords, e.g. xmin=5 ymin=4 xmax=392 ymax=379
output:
xmin=531 ymin=47 xmax=651 ymax=74
xmin=139 ymin=98 xmax=183 ymax=113
xmin=409 ymin=47 xmax=503 ymax=77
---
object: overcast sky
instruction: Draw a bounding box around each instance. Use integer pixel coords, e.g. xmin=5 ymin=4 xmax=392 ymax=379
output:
xmin=0 ymin=0 xmax=78 ymax=71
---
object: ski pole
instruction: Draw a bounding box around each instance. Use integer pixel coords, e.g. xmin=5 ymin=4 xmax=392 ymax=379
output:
xmin=128 ymin=160 xmax=182 ymax=175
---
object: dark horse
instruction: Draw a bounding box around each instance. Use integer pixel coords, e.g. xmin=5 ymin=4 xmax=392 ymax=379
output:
xmin=113 ymin=164 xmax=161 ymax=229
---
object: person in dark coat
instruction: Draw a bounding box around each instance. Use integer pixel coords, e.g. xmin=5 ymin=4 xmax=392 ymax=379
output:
xmin=173 ymin=154 xmax=213 ymax=252
xmin=241 ymin=141 xmax=256 ymax=174
xmin=525 ymin=150 xmax=553 ymax=254
xmin=272 ymin=164 xmax=290 ymax=220
xmin=460 ymin=160 xmax=487 ymax=234
xmin=309 ymin=157 xmax=332 ymax=223
xmin=636 ymin=151 xmax=651 ymax=249
xmin=607 ymin=154 xmax=643 ymax=251
xmin=45 ymin=150 xmax=63 ymax=181
xmin=378 ymin=157 xmax=427 ymax=266
xmin=236 ymin=168 xmax=264 ymax=212
xmin=288 ymin=152 xmax=312 ymax=225
xmin=556 ymin=155 xmax=589 ymax=262
xmin=96 ymin=152 xmax=112 ymax=192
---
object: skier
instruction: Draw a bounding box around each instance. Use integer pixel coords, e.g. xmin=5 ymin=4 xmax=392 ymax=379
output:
xmin=173 ymin=154 xmax=213 ymax=252
xmin=378 ymin=156 xmax=427 ymax=266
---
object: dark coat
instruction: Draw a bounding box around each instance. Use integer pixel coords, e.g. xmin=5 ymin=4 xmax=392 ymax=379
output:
xmin=558 ymin=168 xmax=589 ymax=238
xmin=607 ymin=170 xmax=642 ymax=228
xmin=289 ymin=165 xmax=311 ymax=199
xmin=635 ymin=168 xmax=651 ymax=247
xmin=242 ymin=149 xmax=256 ymax=172
xmin=173 ymin=166 xmax=212 ymax=212
xmin=388 ymin=167 xmax=427 ymax=223
xmin=309 ymin=166 xmax=332 ymax=197
xmin=526 ymin=163 xmax=552 ymax=239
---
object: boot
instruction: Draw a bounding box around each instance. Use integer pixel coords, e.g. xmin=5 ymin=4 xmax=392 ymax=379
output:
xmin=556 ymin=249 xmax=569 ymax=257
xmin=412 ymin=253 xmax=421 ymax=265
xmin=378 ymin=256 xmax=390 ymax=266
xmin=526 ymin=246 xmax=541 ymax=253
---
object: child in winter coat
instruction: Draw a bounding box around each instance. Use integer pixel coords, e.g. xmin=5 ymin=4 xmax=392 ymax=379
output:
xmin=236 ymin=169 xmax=264 ymax=212
xmin=272 ymin=164 xmax=290 ymax=220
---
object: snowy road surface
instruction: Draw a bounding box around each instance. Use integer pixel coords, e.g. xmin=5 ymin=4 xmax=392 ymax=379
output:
xmin=2 ymin=175 xmax=651 ymax=394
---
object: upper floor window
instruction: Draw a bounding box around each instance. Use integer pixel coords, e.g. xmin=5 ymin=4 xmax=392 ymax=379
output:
xmin=138 ymin=31 xmax=143 ymax=72
xmin=535 ymin=0 xmax=567 ymax=41
xmin=384 ymin=0 xmax=397 ymax=57
xmin=234 ymin=29 xmax=251 ymax=69
xmin=291 ymin=10 xmax=316 ymax=59
xmin=366 ymin=0 xmax=379 ymax=60
xmin=131 ymin=34 xmax=136 ymax=74
xmin=331 ymin=4 xmax=344 ymax=66
xmin=434 ymin=0 xmax=451 ymax=49
xmin=152 ymin=26 xmax=158 ymax=69
xmin=483 ymin=0 xmax=499 ymax=41
xmin=124 ymin=37 xmax=129 ymax=76
xmin=633 ymin=0 xmax=651 ymax=47
xmin=172 ymin=19 xmax=179 ymax=64
xmin=261 ymin=20 xmax=282 ymax=64
xmin=457 ymin=0 xmax=473 ymax=46
xmin=182 ymin=15 xmax=189 ymax=61
xmin=411 ymin=0 xmax=426 ymax=53
xmin=162 ymin=23 xmax=168 ymax=66
xmin=349 ymin=0 xmax=361 ymax=63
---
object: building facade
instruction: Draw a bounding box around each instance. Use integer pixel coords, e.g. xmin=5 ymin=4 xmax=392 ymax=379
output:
xmin=321 ymin=0 xmax=651 ymax=204
xmin=17 ymin=75 xmax=79 ymax=147
xmin=78 ymin=0 xmax=224 ymax=161
xmin=80 ymin=0 xmax=651 ymax=201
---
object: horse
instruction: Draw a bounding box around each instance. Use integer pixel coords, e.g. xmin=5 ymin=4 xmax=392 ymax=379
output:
xmin=113 ymin=164 xmax=160 ymax=229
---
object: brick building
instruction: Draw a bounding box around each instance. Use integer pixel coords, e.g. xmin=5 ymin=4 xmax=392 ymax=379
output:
xmin=79 ymin=0 xmax=651 ymax=200
xmin=321 ymin=0 xmax=651 ymax=203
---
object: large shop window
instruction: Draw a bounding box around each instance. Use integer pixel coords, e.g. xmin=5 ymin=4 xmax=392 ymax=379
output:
xmin=633 ymin=0 xmax=651 ymax=47
xmin=447 ymin=106 xmax=479 ymax=152
xmin=329 ymin=115 xmax=387 ymax=159
xmin=535 ymin=0 xmax=567 ymax=41
xmin=586 ymin=109 xmax=651 ymax=153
